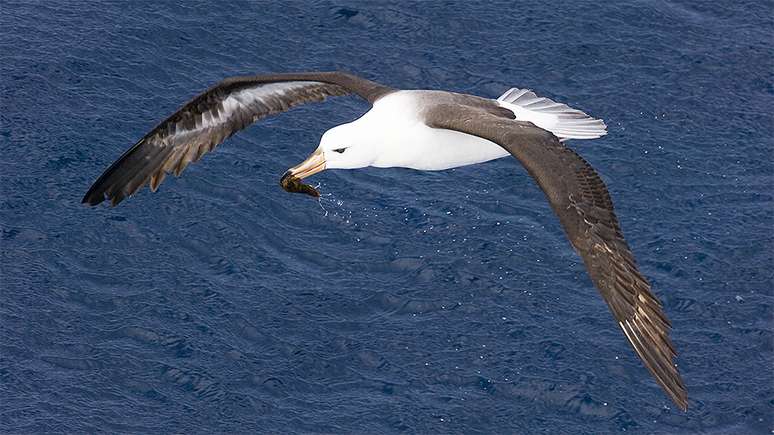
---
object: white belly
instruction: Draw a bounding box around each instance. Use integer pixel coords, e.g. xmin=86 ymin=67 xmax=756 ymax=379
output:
xmin=363 ymin=91 xmax=510 ymax=171
xmin=371 ymin=123 xmax=509 ymax=170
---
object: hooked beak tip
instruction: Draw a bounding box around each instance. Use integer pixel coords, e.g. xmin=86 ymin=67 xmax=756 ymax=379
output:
xmin=280 ymin=149 xmax=326 ymax=197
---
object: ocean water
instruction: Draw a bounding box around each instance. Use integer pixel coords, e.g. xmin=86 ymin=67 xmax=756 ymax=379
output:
xmin=1 ymin=1 xmax=772 ymax=433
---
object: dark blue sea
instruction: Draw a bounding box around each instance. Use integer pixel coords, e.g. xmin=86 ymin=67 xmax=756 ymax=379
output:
xmin=1 ymin=1 xmax=772 ymax=433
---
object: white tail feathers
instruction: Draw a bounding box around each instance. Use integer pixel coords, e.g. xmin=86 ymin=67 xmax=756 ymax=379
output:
xmin=497 ymin=88 xmax=607 ymax=141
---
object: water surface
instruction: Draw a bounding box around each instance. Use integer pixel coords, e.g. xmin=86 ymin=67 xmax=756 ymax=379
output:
xmin=1 ymin=1 xmax=772 ymax=433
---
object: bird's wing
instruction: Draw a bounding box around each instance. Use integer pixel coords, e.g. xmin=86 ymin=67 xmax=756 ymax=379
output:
xmin=83 ymin=71 xmax=393 ymax=206
xmin=425 ymin=103 xmax=687 ymax=410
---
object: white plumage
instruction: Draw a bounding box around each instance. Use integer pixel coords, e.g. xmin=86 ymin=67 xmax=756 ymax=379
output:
xmin=321 ymin=88 xmax=607 ymax=172
xmin=497 ymin=87 xmax=607 ymax=141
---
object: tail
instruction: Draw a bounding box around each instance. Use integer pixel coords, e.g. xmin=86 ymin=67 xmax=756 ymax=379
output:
xmin=497 ymin=88 xmax=607 ymax=141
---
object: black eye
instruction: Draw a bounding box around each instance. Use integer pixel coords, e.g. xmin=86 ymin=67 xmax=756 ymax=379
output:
xmin=333 ymin=148 xmax=347 ymax=154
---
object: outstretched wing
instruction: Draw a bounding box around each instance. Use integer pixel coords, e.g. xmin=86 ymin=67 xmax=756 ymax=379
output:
xmin=425 ymin=103 xmax=688 ymax=410
xmin=83 ymin=71 xmax=393 ymax=206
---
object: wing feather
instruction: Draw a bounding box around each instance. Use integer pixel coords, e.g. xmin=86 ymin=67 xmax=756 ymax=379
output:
xmin=425 ymin=103 xmax=688 ymax=410
xmin=83 ymin=72 xmax=392 ymax=206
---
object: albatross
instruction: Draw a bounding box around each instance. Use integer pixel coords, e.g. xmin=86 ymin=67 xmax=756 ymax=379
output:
xmin=82 ymin=71 xmax=688 ymax=410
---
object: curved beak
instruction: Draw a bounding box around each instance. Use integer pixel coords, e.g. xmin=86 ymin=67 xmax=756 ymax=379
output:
xmin=280 ymin=148 xmax=326 ymax=197
xmin=286 ymin=148 xmax=326 ymax=180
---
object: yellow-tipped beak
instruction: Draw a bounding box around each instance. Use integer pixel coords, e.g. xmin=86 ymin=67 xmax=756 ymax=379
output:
xmin=280 ymin=148 xmax=326 ymax=197
xmin=287 ymin=148 xmax=326 ymax=180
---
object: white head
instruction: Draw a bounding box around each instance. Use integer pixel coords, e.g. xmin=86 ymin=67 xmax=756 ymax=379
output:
xmin=318 ymin=123 xmax=378 ymax=170
xmin=283 ymin=122 xmax=377 ymax=183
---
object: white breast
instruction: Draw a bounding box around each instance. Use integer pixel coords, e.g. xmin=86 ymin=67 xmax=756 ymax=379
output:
xmin=359 ymin=91 xmax=510 ymax=171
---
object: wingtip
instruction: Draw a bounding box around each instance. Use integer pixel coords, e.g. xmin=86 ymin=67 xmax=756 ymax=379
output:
xmin=81 ymin=192 xmax=102 ymax=207
xmin=669 ymin=390 xmax=689 ymax=412
xmin=662 ymin=371 xmax=689 ymax=412
xmin=82 ymin=189 xmax=122 ymax=207
xmin=672 ymin=382 xmax=689 ymax=412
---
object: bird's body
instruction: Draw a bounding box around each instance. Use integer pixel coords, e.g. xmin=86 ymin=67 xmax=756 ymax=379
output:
xmin=82 ymin=71 xmax=687 ymax=410
xmin=321 ymin=88 xmax=606 ymax=171
xmin=338 ymin=90 xmax=510 ymax=171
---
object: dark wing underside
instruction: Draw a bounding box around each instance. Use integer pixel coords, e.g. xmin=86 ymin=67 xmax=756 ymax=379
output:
xmin=425 ymin=103 xmax=688 ymax=410
xmin=83 ymin=71 xmax=392 ymax=206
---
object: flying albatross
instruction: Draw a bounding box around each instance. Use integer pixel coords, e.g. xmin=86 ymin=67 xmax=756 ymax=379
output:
xmin=82 ymin=71 xmax=688 ymax=410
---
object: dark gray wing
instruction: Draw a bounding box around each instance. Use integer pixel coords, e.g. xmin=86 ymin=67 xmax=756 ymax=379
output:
xmin=83 ymin=71 xmax=393 ymax=206
xmin=425 ymin=103 xmax=688 ymax=411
